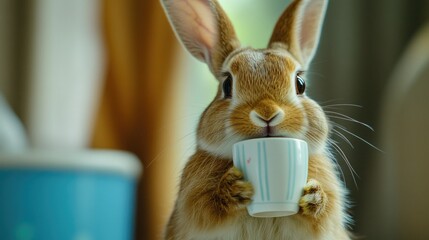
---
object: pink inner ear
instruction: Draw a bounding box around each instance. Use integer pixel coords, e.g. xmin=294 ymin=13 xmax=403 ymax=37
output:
xmin=300 ymin=13 xmax=318 ymax=49
xmin=297 ymin=1 xmax=326 ymax=63
xmin=192 ymin=0 xmax=217 ymax=47
xmin=165 ymin=0 xmax=218 ymax=62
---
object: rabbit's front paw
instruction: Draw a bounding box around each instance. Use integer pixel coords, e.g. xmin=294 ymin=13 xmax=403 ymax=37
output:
xmin=299 ymin=179 xmax=327 ymax=217
xmin=218 ymin=166 xmax=254 ymax=210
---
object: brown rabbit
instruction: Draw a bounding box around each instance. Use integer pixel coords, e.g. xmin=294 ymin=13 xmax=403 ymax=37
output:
xmin=161 ymin=0 xmax=351 ymax=239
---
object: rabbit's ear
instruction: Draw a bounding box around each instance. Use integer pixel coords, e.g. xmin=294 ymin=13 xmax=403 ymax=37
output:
xmin=268 ymin=0 xmax=328 ymax=68
xmin=161 ymin=0 xmax=239 ymax=74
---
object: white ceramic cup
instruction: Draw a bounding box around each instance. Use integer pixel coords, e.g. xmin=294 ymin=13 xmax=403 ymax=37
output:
xmin=233 ymin=137 xmax=308 ymax=217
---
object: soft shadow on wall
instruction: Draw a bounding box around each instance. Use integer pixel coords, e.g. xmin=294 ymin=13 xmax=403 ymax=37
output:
xmin=309 ymin=0 xmax=429 ymax=239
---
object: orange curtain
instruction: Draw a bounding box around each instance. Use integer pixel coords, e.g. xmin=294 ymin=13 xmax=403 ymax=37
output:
xmin=92 ymin=1 xmax=178 ymax=239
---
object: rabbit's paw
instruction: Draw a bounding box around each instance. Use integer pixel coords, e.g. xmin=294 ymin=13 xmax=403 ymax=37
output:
xmin=299 ymin=179 xmax=327 ymax=218
xmin=217 ymin=166 xmax=254 ymax=210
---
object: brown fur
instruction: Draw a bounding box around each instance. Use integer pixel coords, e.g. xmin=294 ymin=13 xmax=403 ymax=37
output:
xmin=269 ymin=0 xmax=302 ymax=54
xmin=165 ymin=152 xmax=349 ymax=239
xmin=269 ymin=0 xmax=328 ymax=67
xmin=209 ymin=0 xmax=240 ymax=75
xmin=161 ymin=0 xmax=351 ymax=239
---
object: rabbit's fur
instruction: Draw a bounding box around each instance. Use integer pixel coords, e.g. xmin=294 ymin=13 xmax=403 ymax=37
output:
xmin=161 ymin=0 xmax=351 ymax=239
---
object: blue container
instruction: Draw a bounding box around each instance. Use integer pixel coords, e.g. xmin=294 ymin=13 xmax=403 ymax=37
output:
xmin=0 ymin=150 xmax=142 ymax=240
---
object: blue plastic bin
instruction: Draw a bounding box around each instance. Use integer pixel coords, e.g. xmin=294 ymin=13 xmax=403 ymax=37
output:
xmin=0 ymin=150 xmax=142 ymax=240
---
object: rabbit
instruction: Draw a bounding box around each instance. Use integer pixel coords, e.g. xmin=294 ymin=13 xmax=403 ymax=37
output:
xmin=161 ymin=0 xmax=352 ymax=239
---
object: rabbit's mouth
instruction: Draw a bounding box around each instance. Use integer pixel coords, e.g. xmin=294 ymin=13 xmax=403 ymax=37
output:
xmin=265 ymin=126 xmax=274 ymax=137
xmin=261 ymin=126 xmax=292 ymax=138
xmin=263 ymin=134 xmax=292 ymax=138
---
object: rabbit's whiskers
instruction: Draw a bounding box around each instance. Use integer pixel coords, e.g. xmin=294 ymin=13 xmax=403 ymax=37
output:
xmin=320 ymin=103 xmax=383 ymax=189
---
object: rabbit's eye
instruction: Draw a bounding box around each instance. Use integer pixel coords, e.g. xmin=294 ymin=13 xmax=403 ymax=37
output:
xmin=222 ymin=73 xmax=233 ymax=98
xmin=295 ymin=73 xmax=306 ymax=95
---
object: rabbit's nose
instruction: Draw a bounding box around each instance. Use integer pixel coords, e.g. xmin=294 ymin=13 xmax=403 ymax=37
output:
xmin=250 ymin=108 xmax=285 ymax=127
